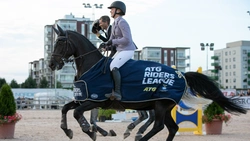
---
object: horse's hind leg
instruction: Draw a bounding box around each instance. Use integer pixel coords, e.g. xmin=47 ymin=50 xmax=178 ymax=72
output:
xmin=135 ymin=110 xmax=155 ymax=141
xmin=139 ymin=103 xmax=166 ymax=141
xmin=164 ymin=108 xmax=179 ymax=141
xmin=61 ymin=101 xmax=80 ymax=139
xmin=124 ymin=110 xmax=148 ymax=139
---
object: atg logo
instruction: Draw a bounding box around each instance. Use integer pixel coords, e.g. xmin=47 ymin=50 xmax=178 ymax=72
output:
xmin=73 ymin=87 xmax=82 ymax=97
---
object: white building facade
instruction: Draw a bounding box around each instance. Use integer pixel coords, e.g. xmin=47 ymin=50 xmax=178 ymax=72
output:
xmin=214 ymin=40 xmax=250 ymax=89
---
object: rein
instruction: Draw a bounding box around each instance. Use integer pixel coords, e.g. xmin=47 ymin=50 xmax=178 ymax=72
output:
xmin=68 ymin=49 xmax=99 ymax=62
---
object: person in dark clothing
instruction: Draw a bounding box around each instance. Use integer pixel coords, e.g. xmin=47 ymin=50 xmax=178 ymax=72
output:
xmin=92 ymin=15 xmax=116 ymax=57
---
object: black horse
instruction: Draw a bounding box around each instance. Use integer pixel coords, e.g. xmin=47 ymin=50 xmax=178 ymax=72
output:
xmin=49 ymin=25 xmax=247 ymax=141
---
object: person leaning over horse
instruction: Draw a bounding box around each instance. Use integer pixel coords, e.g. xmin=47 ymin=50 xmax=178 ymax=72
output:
xmin=104 ymin=1 xmax=137 ymax=101
xmin=92 ymin=15 xmax=117 ymax=57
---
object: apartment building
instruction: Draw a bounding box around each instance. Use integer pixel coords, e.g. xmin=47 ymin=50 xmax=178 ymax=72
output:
xmin=137 ymin=46 xmax=191 ymax=72
xmin=214 ymin=40 xmax=250 ymax=89
xmin=29 ymin=14 xmax=100 ymax=88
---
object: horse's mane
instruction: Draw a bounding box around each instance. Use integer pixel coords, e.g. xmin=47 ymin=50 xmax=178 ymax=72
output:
xmin=67 ymin=30 xmax=97 ymax=50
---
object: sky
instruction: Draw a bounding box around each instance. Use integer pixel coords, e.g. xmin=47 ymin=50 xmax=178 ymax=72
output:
xmin=0 ymin=0 xmax=250 ymax=84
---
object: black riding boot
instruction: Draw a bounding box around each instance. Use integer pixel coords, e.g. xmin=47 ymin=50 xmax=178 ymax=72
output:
xmin=105 ymin=67 xmax=122 ymax=100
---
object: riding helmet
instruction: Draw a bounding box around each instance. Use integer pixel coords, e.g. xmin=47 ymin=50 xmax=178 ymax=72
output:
xmin=108 ymin=1 xmax=126 ymax=15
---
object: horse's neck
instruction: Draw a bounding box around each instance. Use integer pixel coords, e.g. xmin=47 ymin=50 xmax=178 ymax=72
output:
xmin=69 ymin=31 xmax=103 ymax=79
xmin=75 ymin=52 xmax=103 ymax=79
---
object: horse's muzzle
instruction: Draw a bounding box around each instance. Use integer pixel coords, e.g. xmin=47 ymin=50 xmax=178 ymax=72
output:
xmin=49 ymin=58 xmax=64 ymax=71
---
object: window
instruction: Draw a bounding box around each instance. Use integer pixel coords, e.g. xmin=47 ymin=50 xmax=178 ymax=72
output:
xmin=148 ymin=51 xmax=160 ymax=57
xmin=243 ymin=50 xmax=247 ymax=54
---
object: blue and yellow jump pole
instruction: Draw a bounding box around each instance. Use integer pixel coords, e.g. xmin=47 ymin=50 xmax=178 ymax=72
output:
xmin=171 ymin=67 xmax=203 ymax=135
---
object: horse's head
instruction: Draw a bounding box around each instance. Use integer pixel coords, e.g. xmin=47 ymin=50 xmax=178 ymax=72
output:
xmin=49 ymin=25 xmax=73 ymax=71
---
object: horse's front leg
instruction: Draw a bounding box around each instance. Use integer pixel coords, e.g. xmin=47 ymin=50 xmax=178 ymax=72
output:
xmin=124 ymin=110 xmax=148 ymax=139
xmin=61 ymin=101 xmax=80 ymax=139
xmin=74 ymin=103 xmax=97 ymax=141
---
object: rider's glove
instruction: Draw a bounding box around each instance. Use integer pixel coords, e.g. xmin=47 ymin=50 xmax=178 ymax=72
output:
xmin=99 ymin=43 xmax=106 ymax=49
xmin=105 ymin=40 xmax=112 ymax=46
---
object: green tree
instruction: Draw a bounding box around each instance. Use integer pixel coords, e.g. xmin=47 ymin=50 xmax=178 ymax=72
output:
xmin=0 ymin=78 xmax=6 ymax=89
xmin=56 ymin=81 xmax=63 ymax=88
xmin=0 ymin=83 xmax=16 ymax=116
xmin=10 ymin=79 xmax=20 ymax=88
xmin=39 ymin=77 xmax=49 ymax=88
xmin=22 ymin=76 xmax=37 ymax=88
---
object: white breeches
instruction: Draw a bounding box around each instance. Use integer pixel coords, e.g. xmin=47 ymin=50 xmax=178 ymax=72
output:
xmin=110 ymin=50 xmax=134 ymax=70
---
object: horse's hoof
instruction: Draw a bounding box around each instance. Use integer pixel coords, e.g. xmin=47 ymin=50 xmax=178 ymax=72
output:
xmin=65 ymin=129 xmax=73 ymax=139
xmin=97 ymin=126 xmax=108 ymax=136
xmin=109 ymin=130 xmax=116 ymax=136
xmin=100 ymin=130 xmax=108 ymax=136
xmin=124 ymin=132 xmax=130 ymax=139
xmin=90 ymin=131 xmax=97 ymax=141
xmin=135 ymin=134 xmax=142 ymax=141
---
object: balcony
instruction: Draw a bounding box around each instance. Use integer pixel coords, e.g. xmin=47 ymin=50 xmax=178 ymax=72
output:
xmin=210 ymin=76 xmax=218 ymax=81
xmin=176 ymin=56 xmax=186 ymax=59
xmin=211 ymin=56 xmax=219 ymax=60
xmin=211 ymin=69 xmax=219 ymax=73
xmin=211 ymin=62 xmax=219 ymax=66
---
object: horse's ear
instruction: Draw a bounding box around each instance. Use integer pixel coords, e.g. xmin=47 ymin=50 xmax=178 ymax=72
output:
xmin=52 ymin=26 xmax=59 ymax=35
xmin=57 ymin=24 xmax=65 ymax=36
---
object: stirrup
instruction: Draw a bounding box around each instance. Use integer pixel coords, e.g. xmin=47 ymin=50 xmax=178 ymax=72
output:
xmin=105 ymin=92 xmax=121 ymax=101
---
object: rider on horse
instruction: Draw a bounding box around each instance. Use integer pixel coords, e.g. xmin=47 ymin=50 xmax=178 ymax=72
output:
xmin=104 ymin=1 xmax=137 ymax=101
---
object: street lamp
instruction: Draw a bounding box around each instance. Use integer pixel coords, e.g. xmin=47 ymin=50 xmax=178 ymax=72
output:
xmin=200 ymin=43 xmax=214 ymax=74
xmin=83 ymin=3 xmax=103 ymax=20
xmin=248 ymin=11 xmax=250 ymax=30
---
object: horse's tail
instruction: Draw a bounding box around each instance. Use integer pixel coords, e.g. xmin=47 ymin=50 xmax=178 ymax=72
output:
xmin=184 ymin=71 xmax=247 ymax=114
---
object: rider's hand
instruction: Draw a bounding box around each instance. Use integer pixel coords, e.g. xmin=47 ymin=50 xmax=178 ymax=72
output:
xmin=95 ymin=32 xmax=100 ymax=37
xmin=105 ymin=40 xmax=112 ymax=46
xmin=99 ymin=43 xmax=106 ymax=49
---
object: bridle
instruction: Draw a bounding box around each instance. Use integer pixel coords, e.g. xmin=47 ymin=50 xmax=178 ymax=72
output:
xmin=51 ymin=31 xmax=99 ymax=63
